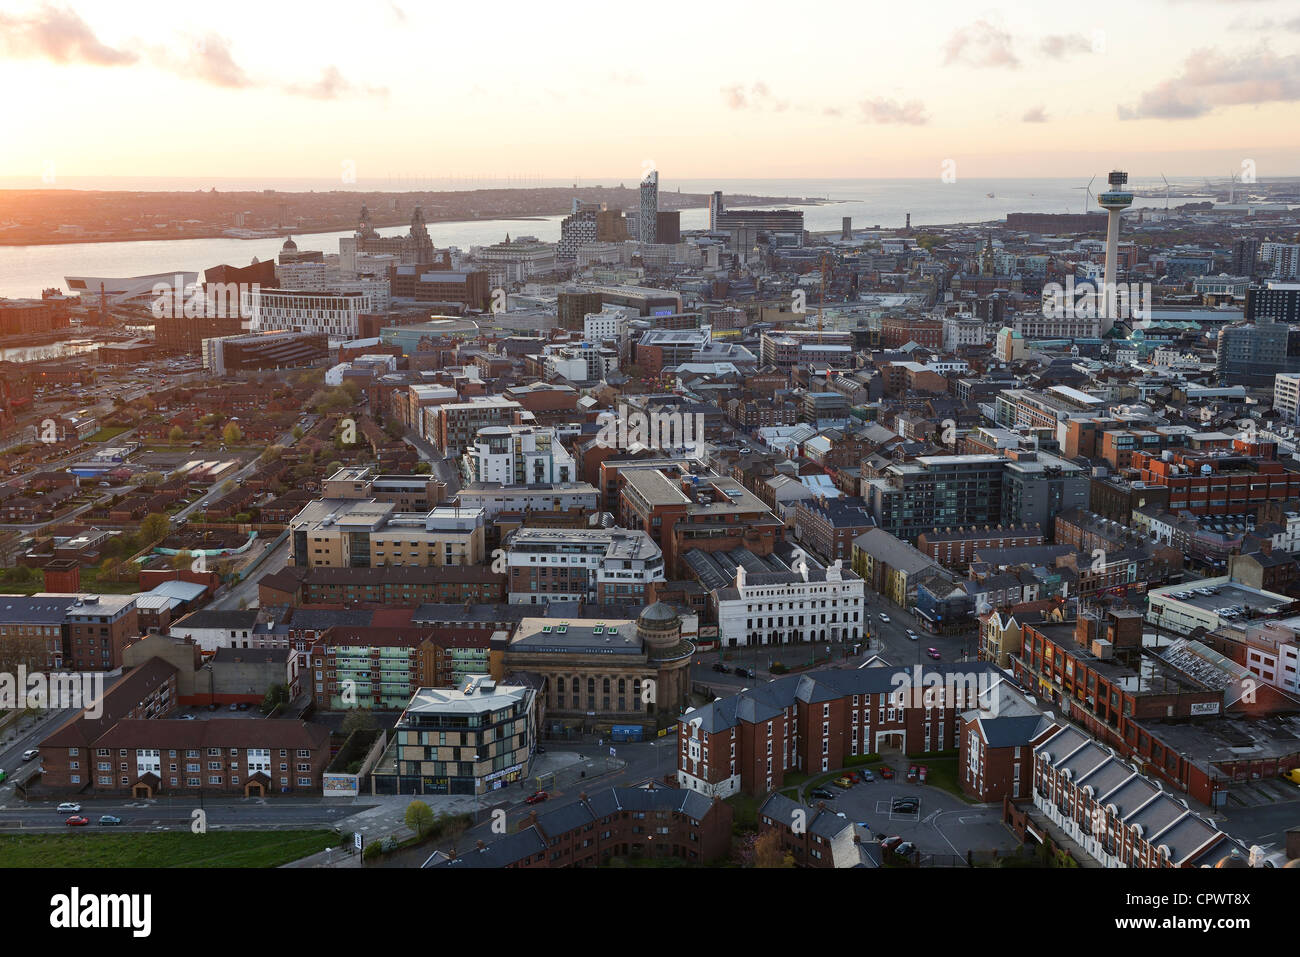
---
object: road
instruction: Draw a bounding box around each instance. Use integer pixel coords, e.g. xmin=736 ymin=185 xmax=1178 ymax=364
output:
xmin=0 ymin=796 xmax=369 ymax=833
xmin=0 ymin=707 xmax=77 ymax=786
xmin=208 ymin=535 xmax=290 ymax=610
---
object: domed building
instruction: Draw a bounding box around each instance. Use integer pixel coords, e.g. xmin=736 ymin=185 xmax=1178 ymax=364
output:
xmin=491 ymin=603 xmax=695 ymax=734
xmin=638 ymin=602 xmax=694 ymax=717
xmin=277 ymin=234 xmax=324 ymax=265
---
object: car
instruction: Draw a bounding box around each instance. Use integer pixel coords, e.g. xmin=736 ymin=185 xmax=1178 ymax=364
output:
xmin=734 ymin=667 xmax=754 ymax=679
xmin=0 ymin=769 xmax=6 ymax=783
xmin=711 ymin=663 xmax=730 ymax=673
xmin=879 ymin=766 xmax=895 ymax=780
xmin=206 ymin=703 xmax=220 ymax=711
xmin=927 ymin=648 xmax=941 ymax=660
xmin=809 ymin=787 xmax=834 ymax=800
xmin=236 ymin=702 xmax=250 ymax=711
xmin=906 ymin=629 xmax=917 ymax=640
xmin=525 ymin=791 xmax=549 ymax=805
xmin=892 ymin=796 xmax=919 ymax=813
xmin=860 ymin=769 xmax=874 ymax=783
xmin=65 ymin=815 xmax=90 ymax=827
xmin=833 ymin=776 xmax=853 ymax=789
xmin=22 ymin=749 xmax=38 ymax=761
xmin=894 ymin=841 xmax=917 ymax=858
xmin=98 ymin=815 xmax=122 ymax=826
xmin=880 ymin=835 xmax=903 ymax=851
xmin=878 ymin=613 xmax=890 ymax=623
xmin=179 ymin=713 xmax=196 ymax=720
xmin=56 ymin=802 xmax=81 ymax=813
xmin=228 ymin=703 xmax=239 ymax=711
xmin=918 ymin=766 xmax=928 ymax=784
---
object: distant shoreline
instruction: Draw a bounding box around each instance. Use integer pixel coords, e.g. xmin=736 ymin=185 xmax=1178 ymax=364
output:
xmin=0 ymin=189 xmax=830 ymax=248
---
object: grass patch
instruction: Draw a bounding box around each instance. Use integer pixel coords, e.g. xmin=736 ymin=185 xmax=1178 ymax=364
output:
xmin=726 ymin=792 xmax=761 ymax=832
xmin=88 ymin=426 xmax=131 ymax=442
xmin=0 ymin=829 xmax=341 ymax=868
xmin=911 ymin=757 xmax=975 ymax=804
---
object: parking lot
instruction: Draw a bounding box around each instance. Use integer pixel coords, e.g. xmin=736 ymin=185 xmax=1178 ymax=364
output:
xmin=803 ymin=767 xmax=1020 ymax=859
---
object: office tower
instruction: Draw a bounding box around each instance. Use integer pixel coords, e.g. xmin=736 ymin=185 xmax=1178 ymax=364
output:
xmin=1097 ymin=170 xmax=1133 ymax=332
xmin=639 ymin=170 xmax=658 ymax=244
xmin=841 ymin=217 xmax=852 ymax=240
xmin=655 ymin=211 xmax=680 ymax=244
xmin=708 ymin=191 xmax=723 ymax=230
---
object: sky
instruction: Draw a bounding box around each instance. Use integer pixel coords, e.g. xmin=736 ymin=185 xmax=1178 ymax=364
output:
xmin=1 ymin=0 xmax=1298 ymax=182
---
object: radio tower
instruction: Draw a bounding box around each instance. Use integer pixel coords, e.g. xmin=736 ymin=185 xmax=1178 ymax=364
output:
xmin=1097 ymin=170 xmax=1133 ymax=334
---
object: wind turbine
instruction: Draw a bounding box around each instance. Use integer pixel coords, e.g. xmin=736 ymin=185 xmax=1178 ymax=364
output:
xmin=1074 ymin=175 xmax=1097 ymax=213
xmin=1227 ymin=169 xmax=1241 ymax=205
xmin=1160 ymin=173 xmax=1171 ymax=210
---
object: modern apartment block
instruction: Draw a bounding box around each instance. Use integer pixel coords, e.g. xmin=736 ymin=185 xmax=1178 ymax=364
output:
xmin=505 ymin=527 xmax=665 ymax=605
xmin=462 ymin=425 xmax=576 ymax=486
xmin=63 ymin=594 xmax=140 ymax=671
xmin=320 ymin=466 xmax=449 ymax=511
xmin=864 ymin=454 xmax=1006 ymax=540
xmin=425 ymin=397 xmax=524 ymax=457
xmin=371 ymin=675 xmax=536 ymax=796
xmin=290 ymin=498 xmax=486 ymax=569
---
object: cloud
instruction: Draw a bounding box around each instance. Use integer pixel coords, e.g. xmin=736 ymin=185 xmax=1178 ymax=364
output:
xmin=284 ymin=64 xmax=388 ymax=100
xmin=185 ymin=33 xmax=253 ymax=89
xmin=859 ymin=97 xmax=929 ymax=125
xmin=943 ymin=19 xmax=1019 ymax=68
xmin=720 ymin=81 xmax=789 ymax=112
xmin=0 ymin=3 xmax=137 ymax=66
xmin=1022 ymin=104 xmax=1049 ymax=122
xmin=1039 ymin=33 xmax=1094 ymax=57
xmin=1119 ymin=46 xmax=1300 ymax=119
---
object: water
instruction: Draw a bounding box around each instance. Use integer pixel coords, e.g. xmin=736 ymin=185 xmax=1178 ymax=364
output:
xmin=0 ymin=178 xmax=1177 ymax=298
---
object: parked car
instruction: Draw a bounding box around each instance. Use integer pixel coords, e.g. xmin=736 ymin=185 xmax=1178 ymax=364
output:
xmin=525 ymin=790 xmax=549 ymax=805
xmin=880 ymin=835 xmax=903 ymax=851
xmin=65 ymin=815 xmax=90 ymax=826
xmin=927 ymin=648 xmax=941 ymax=660
xmin=860 ymin=769 xmax=875 ymax=782
xmin=22 ymin=749 xmax=38 ymax=761
xmin=879 ymin=766 xmax=895 ymax=780
xmin=894 ymin=841 xmax=918 ymax=858
xmin=833 ymin=776 xmax=853 ymax=789
xmin=206 ymin=703 xmax=220 ymax=711
xmin=228 ymin=703 xmax=239 ymax=711
xmin=56 ymin=802 xmax=81 ymax=813
xmin=236 ymin=702 xmax=250 ymax=711
xmin=810 ymin=787 xmax=834 ymax=800
xmin=179 ymin=714 xmax=196 ymax=720
xmin=918 ymin=766 xmax=928 ymax=784
xmin=878 ymin=613 xmax=890 ymax=623
xmin=711 ymin=663 xmax=730 ymax=673
xmin=892 ymin=797 xmax=920 ymax=813
xmin=734 ymin=667 xmax=754 ymax=679
xmin=98 ymin=815 xmax=122 ymax=826
xmin=906 ymin=629 xmax=917 ymax=640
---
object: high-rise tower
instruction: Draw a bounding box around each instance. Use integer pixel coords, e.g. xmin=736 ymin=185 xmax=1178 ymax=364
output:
xmin=639 ymin=170 xmax=659 ymax=244
xmin=1097 ymin=170 xmax=1133 ymax=332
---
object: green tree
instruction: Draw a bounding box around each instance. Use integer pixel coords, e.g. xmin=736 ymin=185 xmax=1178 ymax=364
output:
xmin=404 ymin=800 xmax=435 ymax=841
xmin=167 ymin=426 xmax=185 ymax=442
xmin=291 ymin=425 xmax=304 ymax=441
xmin=222 ymin=423 xmax=243 ymax=445
xmin=139 ymin=511 xmax=170 ymax=544
xmin=260 ymin=445 xmax=283 ymax=464
xmin=140 ymin=471 xmax=165 ymax=486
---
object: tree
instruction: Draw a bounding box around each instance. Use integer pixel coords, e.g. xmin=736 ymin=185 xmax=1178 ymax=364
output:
xmin=222 ymin=423 xmax=243 ymax=445
xmin=171 ymin=550 xmax=194 ymax=570
xmin=752 ymin=829 xmax=794 ymax=868
xmin=168 ymin=426 xmax=185 ymax=442
xmin=404 ymin=800 xmax=435 ymax=840
xmin=139 ymin=512 xmax=170 ymax=544
xmin=291 ymin=425 xmax=304 ymax=441
xmin=413 ymin=461 xmax=431 ymax=474
xmin=140 ymin=471 xmax=165 ymax=486
xmin=341 ymin=709 xmax=379 ymax=737
xmin=261 ymin=683 xmax=289 ymax=713
xmin=260 ymin=445 xmax=283 ymax=464
xmin=219 ymin=480 xmax=236 ymax=495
